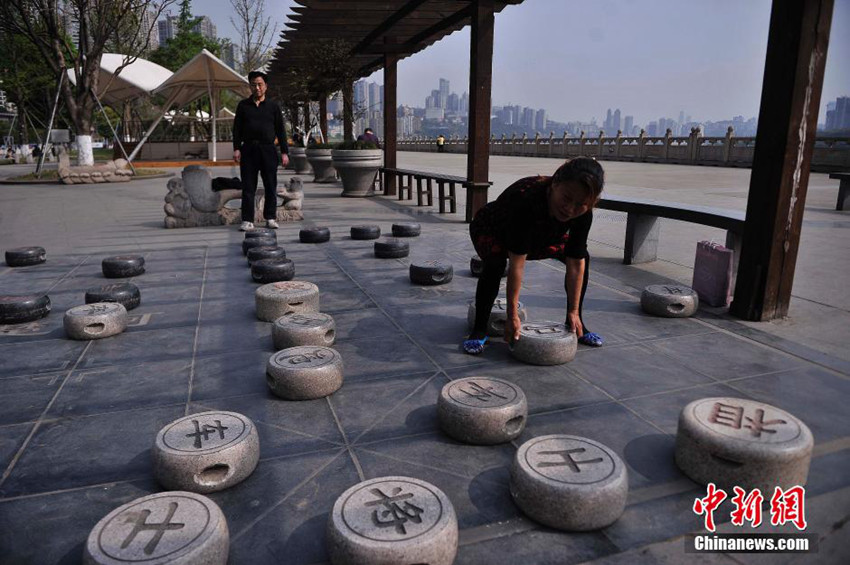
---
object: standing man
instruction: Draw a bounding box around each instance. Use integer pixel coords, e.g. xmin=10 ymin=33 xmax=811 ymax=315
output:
xmin=436 ymin=134 xmax=446 ymax=152
xmin=233 ymin=71 xmax=289 ymax=231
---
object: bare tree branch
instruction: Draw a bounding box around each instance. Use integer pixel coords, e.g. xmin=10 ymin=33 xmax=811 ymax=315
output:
xmin=229 ymin=0 xmax=277 ymax=74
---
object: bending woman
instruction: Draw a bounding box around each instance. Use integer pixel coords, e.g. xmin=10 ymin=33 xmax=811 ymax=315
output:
xmin=464 ymin=157 xmax=605 ymax=354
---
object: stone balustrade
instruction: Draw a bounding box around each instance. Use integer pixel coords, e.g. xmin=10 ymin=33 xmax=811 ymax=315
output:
xmin=397 ymin=127 xmax=849 ymax=172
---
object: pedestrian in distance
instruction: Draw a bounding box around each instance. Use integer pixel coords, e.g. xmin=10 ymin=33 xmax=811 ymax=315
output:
xmin=436 ymin=134 xmax=446 ymax=152
xmin=233 ymin=70 xmax=289 ymax=231
xmin=463 ymin=157 xmax=606 ymax=355
xmin=356 ymin=127 xmax=382 ymax=149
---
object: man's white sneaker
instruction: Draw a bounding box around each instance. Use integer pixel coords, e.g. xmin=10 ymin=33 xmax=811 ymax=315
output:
xmin=240 ymin=221 xmax=254 ymax=231
xmin=267 ymin=219 xmax=279 ymax=229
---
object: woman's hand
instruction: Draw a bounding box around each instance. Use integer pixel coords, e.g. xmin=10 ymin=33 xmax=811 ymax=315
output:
xmin=566 ymin=311 xmax=583 ymax=337
xmin=504 ymin=313 xmax=522 ymax=345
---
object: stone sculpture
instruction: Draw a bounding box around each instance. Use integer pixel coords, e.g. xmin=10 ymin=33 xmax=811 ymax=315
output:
xmin=58 ymin=152 xmax=133 ymax=185
xmin=164 ymin=166 xmax=304 ymax=228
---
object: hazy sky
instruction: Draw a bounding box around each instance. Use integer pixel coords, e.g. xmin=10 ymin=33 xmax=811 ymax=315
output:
xmin=202 ymin=0 xmax=848 ymax=126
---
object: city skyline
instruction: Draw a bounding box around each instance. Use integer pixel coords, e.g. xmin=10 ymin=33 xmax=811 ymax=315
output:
xmin=198 ymin=0 xmax=849 ymax=127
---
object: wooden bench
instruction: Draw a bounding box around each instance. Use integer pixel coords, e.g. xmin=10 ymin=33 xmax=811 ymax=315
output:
xmin=596 ymin=195 xmax=745 ymax=274
xmin=829 ymin=172 xmax=849 ymax=211
xmin=380 ymin=168 xmax=483 ymax=214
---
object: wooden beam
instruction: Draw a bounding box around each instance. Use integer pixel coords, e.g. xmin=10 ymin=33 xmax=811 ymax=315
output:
xmin=383 ymin=37 xmax=398 ymax=196
xmin=343 ymin=81 xmax=354 ymax=141
xmin=353 ymin=0 xmax=431 ymax=53
xmin=730 ymin=0 xmax=833 ymax=321
xmin=465 ymin=0 xmax=495 ymax=222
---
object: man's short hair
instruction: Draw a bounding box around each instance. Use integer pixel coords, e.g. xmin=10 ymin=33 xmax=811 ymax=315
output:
xmin=364 ymin=128 xmax=373 ymax=134
xmin=248 ymin=71 xmax=267 ymax=83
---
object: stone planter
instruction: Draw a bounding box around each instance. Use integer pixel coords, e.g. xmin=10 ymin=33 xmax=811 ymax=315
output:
xmin=289 ymin=147 xmax=312 ymax=175
xmin=332 ymin=149 xmax=382 ymax=197
xmin=306 ymin=148 xmax=336 ymax=183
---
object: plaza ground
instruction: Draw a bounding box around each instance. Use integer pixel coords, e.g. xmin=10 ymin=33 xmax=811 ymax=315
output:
xmin=0 ymin=153 xmax=847 ymax=563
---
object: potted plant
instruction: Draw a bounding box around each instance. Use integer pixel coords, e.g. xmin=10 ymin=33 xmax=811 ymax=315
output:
xmin=289 ymin=142 xmax=312 ymax=175
xmin=331 ymin=140 xmax=382 ymax=197
xmin=305 ymin=142 xmax=336 ymax=183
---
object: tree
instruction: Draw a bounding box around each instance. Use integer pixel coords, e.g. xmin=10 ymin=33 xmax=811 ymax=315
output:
xmin=229 ymin=0 xmax=276 ymax=74
xmin=0 ymin=29 xmax=57 ymax=146
xmin=149 ymin=0 xmax=221 ymax=72
xmin=0 ymin=0 xmax=173 ymax=164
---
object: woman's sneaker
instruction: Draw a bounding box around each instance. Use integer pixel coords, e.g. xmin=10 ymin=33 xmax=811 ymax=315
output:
xmin=267 ymin=219 xmax=279 ymax=229
xmin=240 ymin=221 xmax=254 ymax=231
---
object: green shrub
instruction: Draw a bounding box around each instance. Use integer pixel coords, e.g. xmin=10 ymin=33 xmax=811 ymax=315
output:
xmin=309 ymin=143 xmax=334 ymax=149
xmin=334 ymin=140 xmax=378 ymax=150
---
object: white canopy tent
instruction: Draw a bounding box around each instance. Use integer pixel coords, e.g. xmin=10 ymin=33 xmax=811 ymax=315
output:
xmin=128 ymin=49 xmax=250 ymax=162
xmin=67 ymin=54 xmax=173 ymax=106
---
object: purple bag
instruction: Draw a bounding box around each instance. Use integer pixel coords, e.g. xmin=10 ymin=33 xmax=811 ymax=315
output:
xmin=692 ymin=241 xmax=734 ymax=307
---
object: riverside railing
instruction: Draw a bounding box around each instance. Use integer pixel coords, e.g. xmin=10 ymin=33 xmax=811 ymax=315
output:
xmin=398 ymin=127 xmax=849 ymax=172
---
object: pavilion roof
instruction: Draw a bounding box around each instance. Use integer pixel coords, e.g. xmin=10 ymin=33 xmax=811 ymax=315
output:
xmin=268 ymin=0 xmax=523 ymax=97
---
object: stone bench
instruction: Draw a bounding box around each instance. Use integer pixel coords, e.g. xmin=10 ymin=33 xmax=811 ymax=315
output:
xmin=829 ymin=172 xmax=849 ymax=211
xmin=164 ymin=165 xmax=304 ymax=228
xmin=596 ymin=195 xmax=745 ymax=272
xmin=380 ymin=168 xmax=491 ymax=214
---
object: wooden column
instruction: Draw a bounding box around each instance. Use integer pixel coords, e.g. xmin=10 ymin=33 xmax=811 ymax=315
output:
xmin=319 ymin=95 xmax=328 ymax=141
xmin=383 ymin=37 xmax=398 ymax=196
xmin=343 ymin=81 xmax=354 ymax=141
xmin=465 ymin=0 xmax=495 ymax=222
xmin=730 ymin=0 xmax=833 ymax=321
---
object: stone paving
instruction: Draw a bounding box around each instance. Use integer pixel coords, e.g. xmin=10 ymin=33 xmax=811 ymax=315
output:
xmin=0 ymin=157 xmax=848 ymax=564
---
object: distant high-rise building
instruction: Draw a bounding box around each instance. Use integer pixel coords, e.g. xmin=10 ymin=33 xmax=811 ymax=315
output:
xmin=195 ymin=15 xmax=217 ymax=40
xmin=369 ymin=82 xmax=381 ymax=111
xmin=447 ymin=93 xmax=459 ymax=112
xmin=439 ymin=79 xmax=449 ymax=109
xmin=159 ymin=13 xmax=216 ymax=45
xmin=221 ymin=42 xmax=239 ymax=70
xmin=624 ymin=115 xmax=634 ymax=135
xmin=523 ymin=107 xmax=535 ymax=129
xmin=157 ymin=16 xmax=175 ymax=46
xmin=354 ymin=80 xmax=369 ymax=112
xmin=825 ymin=97 xmax=849 ymax=130
xmin=511 ymin=105 xmax=521 ymax=126
xmin=604 ymin=108 xmax=613 ymax=134
xmin=613 ymin=109 xmax=621 ymax=134
xmin=647 ymin=122 xmax=658 ymax=136
xmin=138 ymin=9 xmax=160 ymax=52
xmin=459 ymin=91 xmax=469 ymax=114
xmin=535 ymin=109 xmax=548 ymax=131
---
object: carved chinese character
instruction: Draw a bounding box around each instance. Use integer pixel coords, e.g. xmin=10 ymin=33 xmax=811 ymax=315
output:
xmin=364 ymin=487 xmax=425 ymax=535
xmin=459 ymin=381 xmax=509 ymax=403
xmin=121 ymin=502 xmax=185 ymax=555
xmin=537 ymin=448 xmax=604 ymax=472
xmin=185 ymin=419 xmax=229 ymax=449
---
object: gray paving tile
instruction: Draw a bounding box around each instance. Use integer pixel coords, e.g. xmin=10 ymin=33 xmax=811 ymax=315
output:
xmin=195 ymin=320 xmax=271 ymax=357
xmin=47 ymin=359 xmax=190 ymax=418
xmin=190 ymin=349 xmax=271 ymax=400
xmin=0 ymin=372 xmax=63 ymax=425
xmin=326 ymin=308 xmax=400 ymax=341
xmin=569 ymin=344 xmax=716 ymax=399
xmin=190 ymin=394 xmax=345 ymax=458
xmin=0 ymin=423 xmax=32 ymax=472
xmin=227 ymin=450 xmax=360 ymax=565
xmin=332 ymin=334 xmax=436 ymax=381
xmin=520 ymin=402 xmax=682 ymax=490
xmin=644 ymin=332 xmax=805 ymax=382
xmin=355 ymin=436 xmax=518 ymax=530
xmin=457 ymin=528 xmax=618 ymax=565
xmin=330 ymin=371 xmax=445 ymax=444
xmin=723 ymin=366 xmax=850 ymax=443
xmin=0 ymin=479 xmax=160 ymax=565
xmin=0 ymin=405 xmax=184 ymax=497
xmin=80 ymin=326 xmax=196 ymax=368
xmin=447 ymin=361 xmax=612 ymax=415
xmin=0 ymin=340 xmax=86 ymax=379
xmin=622 ymin=383 xmax=757 ymax=435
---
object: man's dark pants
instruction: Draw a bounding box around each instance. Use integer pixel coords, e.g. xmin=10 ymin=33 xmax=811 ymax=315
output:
xmin=240 ymin=143 xmax=279 ymax=222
